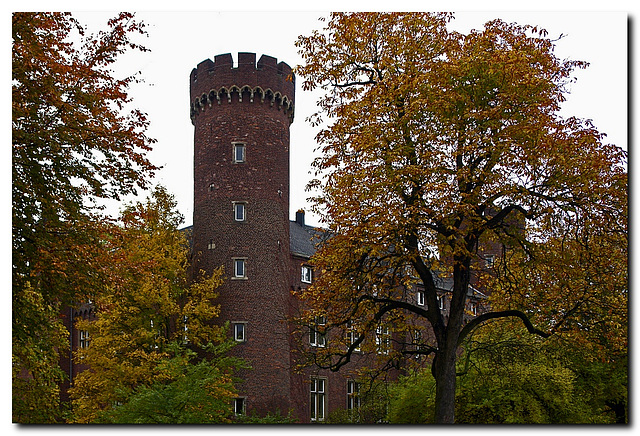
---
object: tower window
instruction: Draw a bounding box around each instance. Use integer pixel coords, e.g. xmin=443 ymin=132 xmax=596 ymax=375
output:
xmin=233 ymin=142 xmax=245 ymax=163
xmin=233 ymin=258 xmax=247 ymax=279
xmin=233 ymin=322 xmax=246 ymax=342
xmin=234 ymin=202 xmax=246 ymax=222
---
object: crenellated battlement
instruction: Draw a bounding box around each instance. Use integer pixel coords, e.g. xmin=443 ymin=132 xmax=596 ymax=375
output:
xmin=189 ymin=52 xmax=295 ymax=124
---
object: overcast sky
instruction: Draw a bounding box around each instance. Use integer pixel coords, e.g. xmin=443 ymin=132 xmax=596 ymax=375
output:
xmin=47 ymin=5 xmax=632 ymax=228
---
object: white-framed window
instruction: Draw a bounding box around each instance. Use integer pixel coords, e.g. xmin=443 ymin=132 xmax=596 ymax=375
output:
xmin=437 ymin=294 xmax=444 ymax=310
xmin=182 ymin=315 xmax=189 ymax=343
xmin=375 ymin=326 xmax=390 ymax=355
xmin=233 ymin=142 xmax=246 ymax=163
xmin=233 ymin=258 xmax=247 ymax=279
xmin=309 ymin=316 xmax=326 ymax=348
xmin=234 ymin=397 xmax=246 ymax=415
xmin=310 ymin=377 xmax=327 ymax=422
xmin=233 ymin=202 xmax=246 ymax=222
xmin=233 ymin=322 xmax=246 ymax=342
xmin=347 ymin=380 xmax=361 ymax=412
xmin=208 ymin=239 xmax=215 ymax=250
xmin=416 ymin=290 xmax=425 ymax=306
xmin=301 ymin=265 xmax=312 ymax=283
xmin=485 ymin=254 xmax=495 ymax=269
xmin=469 ymin=302 xmax=478 ymax=316
xmin=414 ymin=329 xmax=422 ymax=342
xmin=79 ymin=330 xmax=90 ymax=349
xmin=346 ymin=320 xmax=361 ymax=352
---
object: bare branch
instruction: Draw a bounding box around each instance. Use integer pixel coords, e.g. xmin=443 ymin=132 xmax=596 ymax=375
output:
xmin=458 ymin=309 xmax=551 ymax=347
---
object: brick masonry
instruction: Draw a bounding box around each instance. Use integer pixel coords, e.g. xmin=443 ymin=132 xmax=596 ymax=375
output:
xmin=190 ymin=53 xmax=297 ymax=417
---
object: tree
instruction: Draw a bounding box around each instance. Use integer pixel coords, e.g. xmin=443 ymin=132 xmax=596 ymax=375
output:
xmin=483 ymin=195 xmax=628 ymax=422
xmin=95 ymin=342 xmax=240 ymax=424
xmin=294 ymin=13 xmax=627 ymax=423
xmin=12 ymin=12 xmax=157 ymax=422
xmin=69 ymin=187 xmax=241 ymax=423
xmin=455 ymin=320 xmax=591 ymax=424
xmin=388 ymin=320 xmax=595 ymax=424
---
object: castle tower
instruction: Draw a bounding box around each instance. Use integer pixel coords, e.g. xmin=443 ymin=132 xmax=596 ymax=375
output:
xmin=189 ymin=53 xmax=295 ymax=416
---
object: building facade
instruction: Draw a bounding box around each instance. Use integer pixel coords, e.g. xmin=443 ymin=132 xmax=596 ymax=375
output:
xmin=59 ymin=52 xmax=495 ymax=424
xmin=187 ymin=52 xmax=496 ymax=422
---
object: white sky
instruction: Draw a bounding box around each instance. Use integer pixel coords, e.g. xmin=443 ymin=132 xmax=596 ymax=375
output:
xmin=7 ymin=2 xmax=632 ymax=231
xmin=3 ymin=2 xmax=636 ymax=430
xmin=67 ymin=6 xmax=628 ymax=229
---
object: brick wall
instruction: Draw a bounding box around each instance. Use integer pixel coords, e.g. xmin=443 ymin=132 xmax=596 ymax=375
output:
xmin=190 ymin=53 xmax=295 ymax=417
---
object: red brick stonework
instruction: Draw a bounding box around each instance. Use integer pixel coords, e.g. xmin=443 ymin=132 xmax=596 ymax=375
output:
xmin=190 ymin=53 xmax=296 ymax=418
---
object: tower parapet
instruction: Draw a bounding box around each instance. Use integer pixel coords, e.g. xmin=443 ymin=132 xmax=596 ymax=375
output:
xmin=190 ymin=52 xmax=295 ymax=124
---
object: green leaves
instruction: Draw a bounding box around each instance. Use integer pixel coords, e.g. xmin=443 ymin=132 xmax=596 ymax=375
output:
xmin=96 ymin=342 xmax=245 ymax=424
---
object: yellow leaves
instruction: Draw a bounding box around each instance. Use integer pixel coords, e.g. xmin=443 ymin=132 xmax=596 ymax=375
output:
xmin=69 ymin=189 xmax=231 ymax=422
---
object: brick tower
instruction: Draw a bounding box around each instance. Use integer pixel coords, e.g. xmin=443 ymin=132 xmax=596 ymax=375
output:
xmin=189 ymin=53 xmax=295 ymax=416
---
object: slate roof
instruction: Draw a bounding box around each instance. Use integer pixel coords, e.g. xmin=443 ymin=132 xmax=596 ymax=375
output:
xmin=289 ymin=220 xmax=325 ymax=259
xmin=431 ymin=273 xmax=485 ymax=298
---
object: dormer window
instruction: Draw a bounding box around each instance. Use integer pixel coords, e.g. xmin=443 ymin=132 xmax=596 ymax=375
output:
xmin=485 ymin=255 xmax=495 ymax=268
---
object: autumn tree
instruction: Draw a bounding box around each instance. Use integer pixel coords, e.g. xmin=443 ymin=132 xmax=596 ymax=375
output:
xmin=482 ymin=190 xmax=628 ymax=422
xmin=12 ymin=12 xmax=157 ymax=422
xmin=69 ymin=187 xmax=241 ymax=423
xmin=294 ymin=13 xmax=627 ymax=423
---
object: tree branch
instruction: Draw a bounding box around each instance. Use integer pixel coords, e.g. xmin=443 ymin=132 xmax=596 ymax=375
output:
xmin=457 ymin=309 xmax=551 ymax=347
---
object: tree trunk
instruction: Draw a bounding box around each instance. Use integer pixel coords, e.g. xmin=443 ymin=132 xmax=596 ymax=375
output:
xmin=432 ymin=251 xmax=471 ymax=423
xmin=433 ymin=339 xmax=458 ymax=423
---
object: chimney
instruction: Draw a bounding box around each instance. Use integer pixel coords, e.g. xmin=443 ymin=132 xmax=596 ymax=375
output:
xmin=295 ymin=209 xmax=305 ymax=227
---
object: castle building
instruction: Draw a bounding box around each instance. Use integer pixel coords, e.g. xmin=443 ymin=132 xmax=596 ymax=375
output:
xmin=59 ymin=52 xmax=493 ymax=424
xmin=187 ymin=52 xmax=495 ymax=422
xmin=188 ymin=52 xmax=401 ymax=421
